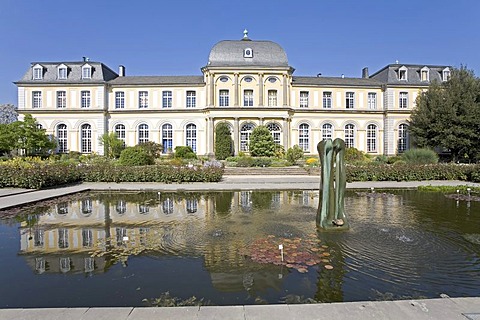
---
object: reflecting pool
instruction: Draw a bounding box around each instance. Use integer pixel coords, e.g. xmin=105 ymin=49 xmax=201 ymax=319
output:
xmin=0 ymin=190 xmax=479 ymax=308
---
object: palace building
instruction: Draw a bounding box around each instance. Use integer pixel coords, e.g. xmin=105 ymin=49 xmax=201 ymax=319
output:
xmin=14 ymin=31 xmax=451 ymax=157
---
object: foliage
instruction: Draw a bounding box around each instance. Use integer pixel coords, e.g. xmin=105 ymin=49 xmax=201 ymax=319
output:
xmin=119 ymin=146 xmax=154 ymax=166
xmin=137 ymin=141 xmax=163 ymax=158
xmin=143 ymin=292 xmax=210 ymax=307
xmin=346 ymin=163 xmax=474 ymax=182
xmin=0 ymin=104 xmax=17 ymax=124
xmin=235 ymin=156 xmax=272 ymax=167
xmin=286 ymin=145 xmax=304 ymax=165
xmin=401 ymin=148 xmax=439 ymax=164
xmin=417 ymin=185 xmax=480 ymax=194
xmin=174 ymin=146 xmax=197 ymax=159
xmin=274 ymin=144 xmax=285 ymax=158
xmin=0 ymin=114 xmax=56 ymax=156
xmin=305 ymin=157 xmax=319 ymax=166
xmin=410 ymin=67 xmax=480 ymax=162
xmin=214 ymin=122 xmax=233 ymax=160
xmin=345 ymin=147 xmax=369 ymax=164
xmin=249 ymin=125 xmax=276 ymax=157
xmin=99 ymin=132 xmax=125 ymax=159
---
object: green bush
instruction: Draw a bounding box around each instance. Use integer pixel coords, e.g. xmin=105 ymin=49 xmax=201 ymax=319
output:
xmin=387 ymin=156 xmax=403 ymax=164
xmin=469 ymin=165 xmax=480 ymax=182
xmin=249 ymin=126 xmax=276 ymax=157
xmin=402 ymin=148 xmax=439 ymax=164
xmin=137 ymin=141 xmax=163 ymax=158
xmin=119 ymin=146 xmax=154 ymax=166
xmin=345 ymin=148 xmax=369 ymax=163
xmin=236 ymin=157 xmax=254 ymax=167
xmin=286 ymin=145 xmax=304 ymax=165
xmin=214 ymin=122 xmax=233 ymax=160
xmin=174 ymin=146 xmax=197 ymax=159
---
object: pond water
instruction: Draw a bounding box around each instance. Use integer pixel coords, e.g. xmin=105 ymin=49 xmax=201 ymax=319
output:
xmin=0 ymin=189 xmax=479 ymax=308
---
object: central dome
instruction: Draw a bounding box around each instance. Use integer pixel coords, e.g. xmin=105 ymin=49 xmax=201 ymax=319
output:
xmin=207 ymin=40 xmax=289 ymax=68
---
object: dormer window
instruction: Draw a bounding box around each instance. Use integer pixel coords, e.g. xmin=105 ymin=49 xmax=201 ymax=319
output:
xmin=442 ymin=68 xmax=451 ymax=81
xmin=243 ymin=48 xmax=253 ymax=58
xmin=82 ymin=64 xmax=92 ymax=79
xmin=58 ymin=64 xmax=68 ymax=80
xmin=32 ymin=65 xmax=43 ymax=80
xmin=420 ymin=67 xmax=429 ymax=82
xmin=398 ymin=66 xmax=408 ymax=81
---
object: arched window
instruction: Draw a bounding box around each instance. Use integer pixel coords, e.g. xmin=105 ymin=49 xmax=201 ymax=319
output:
xmin=240 ymin=123 xmax=255 ymax=152
xmin=138 ymin=124 xmax=149 ymax=144
xmin=80 ymin=124 xmax=92 ymax=153
xmin=162 ymin=123 xmax=173 ymax=153
xmin=186 ymin=123 xmax=197 ymax=152
xmin=299 ymin=123 xmax=310 ymax=152
xmin=344 ymin=124 xmax=355 ymax=148
xmin=139 ymin=204 xmax=150 ymax=214
xmin=366 ymin=124 xmax=377 ymax=152
xmin=81 ymin=199 xmax=93 ymax=215
xmin=162 ymin=198 xmax=174 ymax=215
xmin=322 ymin=123 xmax=333 ymax=140
xmin=266 ymin=122 xmax=281 ymax=145
xmin=57 ymin=124 xmax=68 ymax=153
xmin=186 ymin=199 xmax=198 ymax=214
xmin=398 ymin=124 xmax=409 ymax=153
xmin=114 ymin=124 xmax=126 ymax=145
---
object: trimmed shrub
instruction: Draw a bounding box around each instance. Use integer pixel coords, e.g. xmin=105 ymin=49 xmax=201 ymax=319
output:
xmin=345 ymin=148 xmax=369 ymax=163
xmin=137 ymin=141 xmax=163 ymax=158
xmin=249 ymin=126 xmax=276 ymax=157
xmin=402 ymin=148 xmax=438 ymax=164
xmin=119 ymin=146 xmax=154 ymax=166
xmin=286 ymin=145 xmax=304 ymax=165
xmin=174 ymin=146 xmax=197 ymax=159
xmin=214 ymin=122 xmax=233 ymax=160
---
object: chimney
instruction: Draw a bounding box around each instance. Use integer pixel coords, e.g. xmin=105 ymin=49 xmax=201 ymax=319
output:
xmin=362 ymin=67 xmax=369 ymax=78
xmin=119 ymin=65 xmax=125 ymax=77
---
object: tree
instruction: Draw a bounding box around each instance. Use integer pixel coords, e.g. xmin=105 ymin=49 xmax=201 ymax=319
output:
xmin=410 ymin=67 xmax=480 ymax=162
xmin=0 ymin=104 xmax=18 ymax=124
xmin=99 ymin=132 xmax=125 ymax=159
xmin=249 ymin=125 xmax=275 ymax=157
xmin=137 ymin=141 xmax=163 ymax=158
xmin=214 ymin=122 xmax=233 ymax=160
xmin=286 ymin=145 xmax=304 ymax=164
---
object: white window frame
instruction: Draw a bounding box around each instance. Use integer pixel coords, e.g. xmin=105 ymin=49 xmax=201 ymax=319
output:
xmin=138 ymin=124 xmax=149 ymax=144
xmin=268 ymin=90 xmax=277 ymax=107
xmin=299 ymin=123 xmax=310 ymax=152
xmin=185 ymin=123 xmax=197 ymax=152
xmin=82 ymin=65 xmax=92 ymax=79
xmin=186 ymin=91 xmax=196 ymax=108
xmin=442 ymin=68 xmax=451 ymax=82
xmin=81 ymin=124 xmax=92 ymax=153
xmin=398 ymin=66 xmax=408 ymax=81
xmin=366 ymin=124 xmax=377 ymax=152
xmin=33 ymin=65 xmax=43 ymax=80
xmin=162 ymin=91 xmax=172 ymax=108
xmin=420 ymin=67 xmax=429 ymax=82
xmin=322 ymin=92 xmax=332 ymax=109
xmin=266 ymin=122 xmax=281 ymax=145
xmin=219 ymin=90 xmax=229 ymax=107
xmin=322 ymin=123 xmax=333 ymax=140
xmin=81 ymin=90 xmax=91 ymax=108
xmin=399 ymin=92 xmax=408 ymax=109
xmin=243 ymin=89 xmax=254 ymax=107
xmin=57 ymin=124 xmax=68 ymax=153
xmin=57 ymin=91 xmax=67 ymax=108
xmin=115 ymin=91 xmax=125 ymax=109
xmin=58 ymin=65 xmax=67 ymax=80
xmin=346 ymin=92 xmax=355 ymax=109
xmin=240 ymin=123 xmax=255 ymax=152
xmin=139 ymin=91 xmax=148 ymax=108
xmin=367 ymin=92 xmax=377 ymax=109
xmin=344 ymin=124 xmax=355 ymax=148
xmin=114 ymin=124 xmax=126 ymax=145
xmin=32 ymin=91 xmax=42 ymax=108
xmin=300 ymin=91 xmax=309 ymax=108
xmin=162 ymin=123 xmax=173 ymax=153
xmin=398 ymin=123 xmax=409 ymax=153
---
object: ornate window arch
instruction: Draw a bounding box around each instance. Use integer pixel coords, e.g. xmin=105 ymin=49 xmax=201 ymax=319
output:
xmin=80 ymin=124 xmax=92 ymax=153
xmin=366 ymin=123 xmax=378 ymax=152
xmin=185 ymin=123 xmax=197 ymax=152
xmin=344 ymin=123 xmax=355 ymax=148
xmin=266 ymin=122 xmax=281 ymax=145
xmin=322 ymin=123 xmax=333 ymax=140
xmin=162 ymin=123 xmax=173 ymax=153
xmin=299 ymin=123 xmax=310 ymax=152
xmin=240 ymin=122 xmax=256 ymax=152
xmin=398 ymin=123 xmax=409 ymax=153
xmin=138 ymin=124 xmax=149 ymax=144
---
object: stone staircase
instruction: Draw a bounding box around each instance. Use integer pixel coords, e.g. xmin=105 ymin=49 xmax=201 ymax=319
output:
xmin=224 ymin=166 xmax=318 ymax=176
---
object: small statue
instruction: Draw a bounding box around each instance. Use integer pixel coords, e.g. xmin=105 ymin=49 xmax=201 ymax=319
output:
xmin=316 ymin=138 xmax=348 ymax=230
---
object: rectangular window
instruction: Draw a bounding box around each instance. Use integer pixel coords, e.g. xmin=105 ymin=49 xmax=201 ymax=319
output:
xmin=399 ymin=92 xmax=408 ymax=109
xmin=322 ymin=92 xmax=332 ymax=109
xmin=219 ymin=90 xmax=229 ymax=107
xmin=399 ymin=69 xmax=407 ymax=80
xmin=139 ymin=91 xmax=148 ymax=108
xmin=32 ymin=91 xmax=42 ymax=108
xmin=346 ymin=92 xmax=355 ymax=109
xmin=421 ymin=70 xmax=429 ymax=81
xmin=81 ymin=91 xmax=91 ymax=108
xmin=115 ymin=92 xmax=125 ymax=109
xmin=186 ymin=91 xmax=196 ymax=108
xmin=268 ymin=90 xmax=277 ymax=106
xmin=243 ymin=90 xmax=253 ymax=106
xmin=82 ymin=67 xmax=91 ymax=79
xmin=33 ymin=67 xmax=42 ymax=80
xmin=58 ymin=68 xmax=67 ymax=80
xmin=300 ymin=91 xmax=309 ymax=108
xmin=57 ymin=91 xmax=66 ymax=108
xmin=367 ymin=92 xmax=377 ymax=109
xmin=162 ymin=91 xmax=172 ymax=108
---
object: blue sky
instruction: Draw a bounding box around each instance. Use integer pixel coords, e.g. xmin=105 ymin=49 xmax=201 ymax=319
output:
xmin=1 ymin=0 xmax=479 ymax=104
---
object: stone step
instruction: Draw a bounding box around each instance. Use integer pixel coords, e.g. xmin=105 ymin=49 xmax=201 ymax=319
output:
xmin=224 ymin=167 xmax=314 ymax=175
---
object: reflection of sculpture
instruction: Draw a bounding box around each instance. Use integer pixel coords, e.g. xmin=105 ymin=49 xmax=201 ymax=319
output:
xmin=316 ymin=138 xmax=348 ymax=230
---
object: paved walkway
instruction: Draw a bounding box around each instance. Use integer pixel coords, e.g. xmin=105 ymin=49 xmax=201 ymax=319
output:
xmin=0 ymin=297 xmax=479 ymax=319
xmin=1 ymin=177 xmax=480 ymax=319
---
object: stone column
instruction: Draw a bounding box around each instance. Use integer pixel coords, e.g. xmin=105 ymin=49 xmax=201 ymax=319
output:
xmin=259 ymin=117 xmax=264 ymax=126
xmin=207 ymin=117 xmax=214 ymax=156
xmin=258 ymin=73 xmax=264 ymax=106
xmin=282 ymin=74 xmax=288 ymax=106
xmin=233 ymin=117 xmax=239 ymax=155
xmin=283 ymin=118 xmax=289 ymax=149
xmin=234 ymin=73 xmax=239 ymax=107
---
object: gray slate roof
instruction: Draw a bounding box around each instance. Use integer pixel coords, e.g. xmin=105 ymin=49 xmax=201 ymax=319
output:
xmin=207 ymin=40 xmax=288 ymax=67
xmin=16 ymin=61 xmax=118 ymax=84
xmin=292 ymin=76 xmax=382 ymax=87
xmin=369 ymin=64 xmax=450 ymax=86
xmin=108 ymin=76 xmax=205 ymax=86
